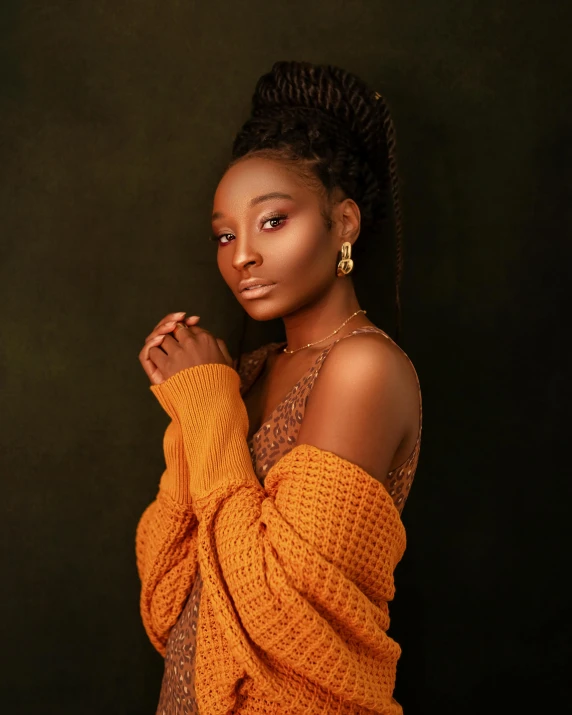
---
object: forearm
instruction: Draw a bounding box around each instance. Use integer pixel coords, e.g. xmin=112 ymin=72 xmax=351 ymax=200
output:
xmin=135 ymin=417 xmax=198 ymax=654
xmin=135 ymin=485 xmax=198 ymax=655
xmin=150 ymin=363 xmax=259 ymax=511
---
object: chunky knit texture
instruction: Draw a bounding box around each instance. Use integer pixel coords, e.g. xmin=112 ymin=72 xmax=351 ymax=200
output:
xmin=136 ymin=362 xmax=408 ymax=714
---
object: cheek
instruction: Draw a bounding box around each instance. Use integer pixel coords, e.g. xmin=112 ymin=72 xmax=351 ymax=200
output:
xmin=275 ymin=227 xmax=327 ymax=274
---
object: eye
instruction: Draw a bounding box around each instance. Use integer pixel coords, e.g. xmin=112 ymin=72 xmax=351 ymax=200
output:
xmin=261 ymin=213 xmax=288 ymax=230
xmin=209 ymin=213 xmax=288 ymax=245
xmin=209 ymin=232 xmax=233 ymax=245
xmin=209 ymin=233 xmax=232 ymax=246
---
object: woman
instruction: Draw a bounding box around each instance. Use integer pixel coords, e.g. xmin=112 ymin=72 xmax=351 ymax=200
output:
xmin=136 ymin=60 xmax=422 ymax=714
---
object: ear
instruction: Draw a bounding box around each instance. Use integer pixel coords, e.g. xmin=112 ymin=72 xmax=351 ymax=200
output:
xmin=334 ymin=197 xmax=361 ymax=244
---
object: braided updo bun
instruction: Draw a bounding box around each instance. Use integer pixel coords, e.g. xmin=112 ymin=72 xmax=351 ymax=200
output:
xmin=227 ymin=60 xmax=404 ymax=346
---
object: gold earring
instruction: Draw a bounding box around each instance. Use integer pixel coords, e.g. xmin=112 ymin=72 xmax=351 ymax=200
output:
xmin=336 ymin=241 xmax=354 ymax=277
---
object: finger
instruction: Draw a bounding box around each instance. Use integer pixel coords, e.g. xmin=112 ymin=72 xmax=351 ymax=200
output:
xmin=176 ymin=323 xmax=210 ymax=343
xmin=145 ymin=360 xmax=165 ymax=386
xmin=216 ymin=338 xmax=234 ymax=367
xmin=141 ymin=332 xmax=169 ymax=363
xmin=146 ymin=315 xmax=199 ymax=342
xmin=183 ymin=316 xmax=201 ymax=333
xmin=171 ymin=321 xmax=209 ymax=345
xmin=139 ymin=335 xmax=167 ymax=382
xmin=170 ymin=322 xmax=196 ymax=345
xmin=153 ymin=311 xmax=187 ymax=331
xmin=158 ymin=331 xmax=182 ymax=353
xmin=145 ymin=322 xmax=178 ymax=343
xmin=147 ymin=344 xmax=169 ymax=381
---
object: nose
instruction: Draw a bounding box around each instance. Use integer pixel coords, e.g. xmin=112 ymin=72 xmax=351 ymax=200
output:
xmin=231 ymin=238 xmax=262 ymax=273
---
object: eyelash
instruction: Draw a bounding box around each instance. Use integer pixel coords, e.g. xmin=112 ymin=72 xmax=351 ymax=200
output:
xmin=209 ymin=212 xmax=289 ymax=244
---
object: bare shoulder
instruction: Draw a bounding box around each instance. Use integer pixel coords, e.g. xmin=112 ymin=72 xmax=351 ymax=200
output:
xmin=297 ymin=330 xmax=420 ymax=484
xmin=326 ymin=330 xmax=417 ymax=389
xmin=329 ymin=330 xmax=420 ymax=432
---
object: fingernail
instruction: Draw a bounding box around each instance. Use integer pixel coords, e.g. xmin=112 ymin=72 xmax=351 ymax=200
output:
xmin=175 ymin=311 xmax=186 ymax=317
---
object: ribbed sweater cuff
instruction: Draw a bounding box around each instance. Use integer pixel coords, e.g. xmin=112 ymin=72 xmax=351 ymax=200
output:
xmin=150 ymin=363 xmax=259 ymax=510
xmin=157 ymin=421 xmax=193 ymax=505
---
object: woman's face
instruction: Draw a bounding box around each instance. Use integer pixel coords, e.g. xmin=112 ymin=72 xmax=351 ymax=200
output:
xmin=211 ymin=156 xmax=348 ymax=320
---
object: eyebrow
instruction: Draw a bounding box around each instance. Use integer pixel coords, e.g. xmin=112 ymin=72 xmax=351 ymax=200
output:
xmin=212 ymin=192 xmax=294 ymax=221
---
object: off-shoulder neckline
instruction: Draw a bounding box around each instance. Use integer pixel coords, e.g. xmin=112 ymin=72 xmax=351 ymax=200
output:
xmin=241 ymin=326 xmax=422 ymax=476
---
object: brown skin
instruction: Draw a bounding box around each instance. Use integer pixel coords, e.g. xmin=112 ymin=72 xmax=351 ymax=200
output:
xmin=139 ymin=155 xmax=420 ymax=492
xmin=213 ymin=156 xmax=374 ymax=347
xmin=139 ymin=313 xmax=233 ymax=386
xmin=139 ymin=156 xmax=375 ymax=386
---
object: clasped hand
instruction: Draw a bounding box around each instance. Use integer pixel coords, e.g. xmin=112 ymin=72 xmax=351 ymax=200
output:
xmin=139 ymin=311 xmax=234 ymax=386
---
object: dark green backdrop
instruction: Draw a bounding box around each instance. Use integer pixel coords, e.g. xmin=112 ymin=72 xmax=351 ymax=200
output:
xmin=1 ymin=1 xmax=570 ymax=713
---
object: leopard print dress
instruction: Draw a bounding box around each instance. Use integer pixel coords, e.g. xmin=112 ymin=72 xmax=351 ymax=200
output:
xmin=155 ymin=327 xmax=423 ymax=714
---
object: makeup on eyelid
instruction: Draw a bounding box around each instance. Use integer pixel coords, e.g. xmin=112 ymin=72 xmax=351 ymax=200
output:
xmin=210 ymin=212 xmax=290 ymax=244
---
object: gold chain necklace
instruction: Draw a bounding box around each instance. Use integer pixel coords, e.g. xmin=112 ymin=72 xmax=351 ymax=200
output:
xmin=282 ymin=309 xmax=367 ymax=354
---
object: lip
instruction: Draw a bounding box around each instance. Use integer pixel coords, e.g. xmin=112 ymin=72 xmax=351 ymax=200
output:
xmin=240 ymin=283 xmax=276 ymax=299
xmin=239 ymin=278 xmax=275 ymax=292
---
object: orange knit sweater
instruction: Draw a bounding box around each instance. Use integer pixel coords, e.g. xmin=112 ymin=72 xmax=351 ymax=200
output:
xmin=136 ymin=362 xmax=407 ymax=714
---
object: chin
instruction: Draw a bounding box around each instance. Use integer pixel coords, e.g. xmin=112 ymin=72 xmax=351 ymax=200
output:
xmin=242 ymin=306 xmax=282 ymax=322
xmin=239 ymin=299 xmax=283 ymax=322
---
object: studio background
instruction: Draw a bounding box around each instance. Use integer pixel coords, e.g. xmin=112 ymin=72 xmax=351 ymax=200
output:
xmin=1 ymin=1 xmax=570 ymax=713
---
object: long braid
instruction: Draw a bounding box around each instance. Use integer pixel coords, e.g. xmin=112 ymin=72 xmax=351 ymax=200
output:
xmin=376 ymin=95 xmax=404 ymax=344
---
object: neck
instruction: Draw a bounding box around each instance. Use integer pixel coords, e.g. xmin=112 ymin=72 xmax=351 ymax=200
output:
xmin=281 ymin=278 xmax=369 ymax=353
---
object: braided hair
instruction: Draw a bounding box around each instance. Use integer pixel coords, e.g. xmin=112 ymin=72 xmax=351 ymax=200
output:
xmin=224 ymin=60 xmax=404 ymax=366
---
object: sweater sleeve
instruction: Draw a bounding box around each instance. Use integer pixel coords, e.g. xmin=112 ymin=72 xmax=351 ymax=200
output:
xmin=135 ymin=356 xmax=247 ymax=656
xmin=134 ymin=415 xmax=199 ymax=656
xmin=149 ymin=363 xmax=407 ymax=712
